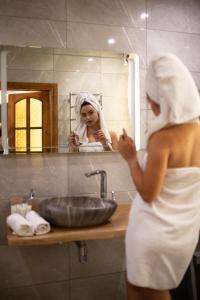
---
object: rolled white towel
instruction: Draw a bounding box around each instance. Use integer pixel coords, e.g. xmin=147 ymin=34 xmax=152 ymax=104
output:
xmin=7 ymin=213 xmax=34 ymax=237
xmin=26 ymin=210 xmax=51 ymax=235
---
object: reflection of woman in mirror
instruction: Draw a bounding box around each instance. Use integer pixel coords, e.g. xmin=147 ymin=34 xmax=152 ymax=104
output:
xmin=68 ymin=92 xmax=118 ymax=152
xmin=118 ymin=54 xmax=200 ymax=300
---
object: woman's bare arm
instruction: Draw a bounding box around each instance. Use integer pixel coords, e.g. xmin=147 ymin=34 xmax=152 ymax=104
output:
xmin=110 ymin=131 xmax=118 ymax=150
xmin=118 ymin=130 xmax=170 ymax=202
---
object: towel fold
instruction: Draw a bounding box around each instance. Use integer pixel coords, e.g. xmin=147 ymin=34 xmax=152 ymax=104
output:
xmin=7 ymin=213 xmax=34 ymax=237
xmin=26 ymin=210 xmax=51 ymax=235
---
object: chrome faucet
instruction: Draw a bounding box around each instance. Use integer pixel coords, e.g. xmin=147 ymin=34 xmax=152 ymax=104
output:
xmin=29 ymin=188 xmax=35 ymax=201
xmin=85 ymin=170 xmax=107 ymax=199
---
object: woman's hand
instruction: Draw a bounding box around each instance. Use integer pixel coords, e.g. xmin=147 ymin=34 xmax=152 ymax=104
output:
xmin=118 ymin=129 xmax=137 ymax=164
xmin=93 ymin=129 xmax=107 ymax=145
xmin=68 ymin=132 xmax=80 ymax=149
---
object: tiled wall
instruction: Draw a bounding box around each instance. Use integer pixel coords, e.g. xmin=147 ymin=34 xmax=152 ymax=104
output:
xmin=0 ymin=152 xmax=134 ymax=300
xmin=0 ymin=0 xmax=200 ymax=299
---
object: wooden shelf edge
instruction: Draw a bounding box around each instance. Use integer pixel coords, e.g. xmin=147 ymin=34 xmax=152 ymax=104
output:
xmin=7 ymin=203 xmax=131 ymax=247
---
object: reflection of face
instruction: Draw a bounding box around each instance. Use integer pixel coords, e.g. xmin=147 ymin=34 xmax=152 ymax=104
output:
xmin=147 ymin=94 xmax=160 ymax=116
xmin=80 ymin=104 xmax=99 ymax=127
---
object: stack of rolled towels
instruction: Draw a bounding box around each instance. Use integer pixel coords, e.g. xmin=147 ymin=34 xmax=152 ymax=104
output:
xmin=7 ymin=203 xmax=51 ymax=237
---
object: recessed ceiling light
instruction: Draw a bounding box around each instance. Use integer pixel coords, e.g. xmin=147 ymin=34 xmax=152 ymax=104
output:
xmin=140 ymin=13 xmax=149 ymax=19
xmin=88 ymin=57 xmax=94 ymax=62
xmin=107 ymin=38 xmax=116 ymax=45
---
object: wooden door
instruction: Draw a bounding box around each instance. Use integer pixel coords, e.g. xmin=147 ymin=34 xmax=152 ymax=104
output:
xmin=8 ymin=91 xmax=51 ymax=153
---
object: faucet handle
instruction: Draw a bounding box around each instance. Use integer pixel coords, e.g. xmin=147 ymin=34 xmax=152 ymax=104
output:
xmin=85 ymin=169 xmax=106 ymax=177
xmin=111 ymin=191 xmax=116 ymax=201
xmin=29 ymin=188 xmax=35 ymax=200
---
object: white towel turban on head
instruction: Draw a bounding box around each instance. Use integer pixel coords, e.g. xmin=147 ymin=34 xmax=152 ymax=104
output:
xmin=146 ymin=53 xmax=200 ymax=141
xmin=74 ymin=92 xmax=111 ymax=144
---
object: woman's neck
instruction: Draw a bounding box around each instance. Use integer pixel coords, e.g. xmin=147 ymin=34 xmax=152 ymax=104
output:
xmin=87 ymin=123 xmax=100 ymax=133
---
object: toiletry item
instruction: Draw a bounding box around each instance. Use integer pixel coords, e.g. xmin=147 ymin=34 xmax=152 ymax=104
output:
xmin=26 ymin=210 xmax=51 ymax=235
xmin=11 ymin=203 xmax=32 ymax=217
xmin=9 ymin=196 xmax=26 ymax=205
xmin=7 ymin=213 xmax=34 ymax=237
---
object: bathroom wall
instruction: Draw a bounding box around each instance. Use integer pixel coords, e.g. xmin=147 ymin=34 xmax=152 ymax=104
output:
xmin=0 ymin=0 xmax=200 ymax=299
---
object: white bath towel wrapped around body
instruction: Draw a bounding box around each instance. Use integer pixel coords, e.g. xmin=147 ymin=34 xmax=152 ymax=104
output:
xmin=126 ymin=154 xmax=200 ymax=289
xmin=125 ymin=53 xmax=200 ymax=290
xmin=26 ymin=210 xmax=51 ymax=235
xmin=7 ymin=213 xmax=34 ymax=237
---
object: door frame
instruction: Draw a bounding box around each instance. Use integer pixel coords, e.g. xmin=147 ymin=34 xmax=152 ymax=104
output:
xmin=1 ymin=82 xmax=58 ymax=152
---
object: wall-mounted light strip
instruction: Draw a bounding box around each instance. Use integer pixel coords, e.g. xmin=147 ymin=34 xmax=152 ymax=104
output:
xmin=0 ymin=50 xmax=9 ymax=154
xmin=128 ymin=53 xmax=140 ymax=150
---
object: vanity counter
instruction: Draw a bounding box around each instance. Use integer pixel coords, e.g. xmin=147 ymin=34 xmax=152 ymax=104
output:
xmin=7 ymin=203 xmax=131 ymax=246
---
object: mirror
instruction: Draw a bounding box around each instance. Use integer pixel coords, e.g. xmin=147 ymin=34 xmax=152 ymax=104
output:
xmin=0 ymin=46 xmax=140 ymax=154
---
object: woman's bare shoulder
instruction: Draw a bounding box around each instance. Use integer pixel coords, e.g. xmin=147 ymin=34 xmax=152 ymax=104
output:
xmin=148 ymin=129 xmax=172 ymax=150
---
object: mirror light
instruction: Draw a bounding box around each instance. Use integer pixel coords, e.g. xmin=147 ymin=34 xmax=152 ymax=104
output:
xmin=107 ymin=38 xmax=116 ymax=45
xmin=128 ymin=53 xmax=140 ymax=150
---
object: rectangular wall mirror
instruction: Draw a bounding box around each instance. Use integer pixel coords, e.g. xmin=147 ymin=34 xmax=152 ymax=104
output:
xmin=0 ymin=46 xmax=140 ymax=154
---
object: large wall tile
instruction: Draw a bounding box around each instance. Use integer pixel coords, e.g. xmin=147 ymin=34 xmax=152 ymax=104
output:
xmin=67 ymin=0 xmax=146 ymax=28
xmin=67 ymin=22 xmax=146 ymax=55
xmin=58 ymin=94 xmax=71 ymax=151
xmin=54 ymin=71 xmax=101 ymax=95
xmin=147 ymin=0 xmax=200 ymax=34
xmin=0 ymin=244 xmax=69 ymax=289
xmin=19 ymin=244 xmax=70 ymax=284
xmin=140 ymin=69 xmax=147 ymax=109
xmin=101 ymin=56 xmax=129 ymax=74
xmin=0 ymin=16 xmax=66 ymax=48
xmin=103 ymin=96 xmax=129 ymax=122
xmin=0 ymin=246 xmax=33 ymax=288
xmin=0 ymin=281 xmax=69 ymax=300
xmin=102 ymin=73 xmax=128 ymax=97
xmin=7 ymin=48 xmax=53 ymax=70
xmin=70 ymin=238 xmax=125 ymax=278
xmin=147 ymin=29 xmax=200 ymax=72
xmin=123 ymin=27 xmax=147 ymax=68
xmin=70 ymin=272 xmax=126 ymax=300
xmin=54 ymin=54 xmax=101 ymax=72
xmin=68 ymin=153 xmax=135 ymax=196
xmin=7 ymin=69 xmax=53 ymax=83
xmin=0 ymin=199 xmax=10 ymax=245
xmin=0 ymin=155 xmax=68 ymax=199
xmin=0 ymin=0 xmax=66 ymax=21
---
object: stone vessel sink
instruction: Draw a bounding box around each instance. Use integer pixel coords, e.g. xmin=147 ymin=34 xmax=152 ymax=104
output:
xmin=38 ymin=196 xmax=118 ymax=228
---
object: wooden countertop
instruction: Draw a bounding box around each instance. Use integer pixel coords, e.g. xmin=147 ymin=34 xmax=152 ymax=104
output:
xmin=7 ymin=203 xmax=131 ymax=246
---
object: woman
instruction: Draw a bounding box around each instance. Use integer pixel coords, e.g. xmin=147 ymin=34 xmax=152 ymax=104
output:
xmin=68 ymin=92 xmax=118 ymax=152
xmin=118 ymin=53 xmax=200 ymax=300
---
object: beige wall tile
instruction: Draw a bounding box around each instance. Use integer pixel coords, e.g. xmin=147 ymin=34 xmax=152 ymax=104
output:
xmin=67 ymin=0 xmax=146 ymax=28
xmin=70 ymin=272 xmax=126 ymax=300
xmin=0 ymin=0 xmax=67 ymax=21
xmin=147 ymin=0 xmax=200 ymax=34
xmin=70 ymin=238 xmax=125 ymax=278
xmin=0 ymin=17 xmax=66 ymax=48
xmin=147 ymin=29 xmax=200 ymax=72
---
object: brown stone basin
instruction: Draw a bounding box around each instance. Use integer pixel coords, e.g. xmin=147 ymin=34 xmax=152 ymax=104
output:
xmin=38 ymin=196 xmax=118 ymax=228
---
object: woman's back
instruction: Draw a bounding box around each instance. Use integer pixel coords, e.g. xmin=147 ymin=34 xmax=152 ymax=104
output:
xmin=161 ymin=123 xmax=200 ymax=169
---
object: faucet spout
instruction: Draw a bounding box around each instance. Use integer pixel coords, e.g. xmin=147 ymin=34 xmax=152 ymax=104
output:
xmin=85 ymin=170 xmax=107 ymax=199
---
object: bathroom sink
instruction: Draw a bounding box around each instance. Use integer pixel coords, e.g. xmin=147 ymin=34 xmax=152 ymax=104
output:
xmin=38 ymin=196 xmax=118 ymax=228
